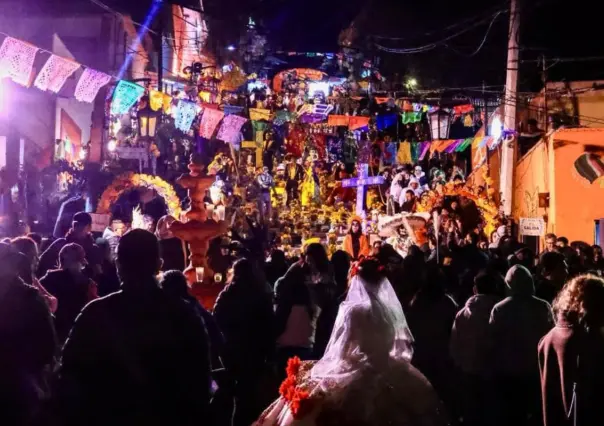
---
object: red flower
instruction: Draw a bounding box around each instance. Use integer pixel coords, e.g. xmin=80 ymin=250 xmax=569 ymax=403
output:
xmin=279 ymin=357 xmax=314 ymax=419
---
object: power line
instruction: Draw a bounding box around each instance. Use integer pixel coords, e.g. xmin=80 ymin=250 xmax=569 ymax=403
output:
xmin=499 ymin=93 xmax=604 ymax=126
xmin=519 ymin=55 xmax=604 ymax=64
xmin=372 ymin=1 xmax=509 ymax=41
xmin=375 ymin=10 xmax=505 ymax=54
xmin=86 ymin=0 xmax=158 ymax=35
xmin=443 ymin=11 xmax=503 ymax=57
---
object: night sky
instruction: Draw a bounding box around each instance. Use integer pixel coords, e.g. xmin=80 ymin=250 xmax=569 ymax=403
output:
xmin=11 ymin=0 xmax=604 ymax=90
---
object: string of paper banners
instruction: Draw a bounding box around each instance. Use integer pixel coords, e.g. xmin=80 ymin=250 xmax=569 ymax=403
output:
xmin=0 ymin=34 xmax=498 ymax=152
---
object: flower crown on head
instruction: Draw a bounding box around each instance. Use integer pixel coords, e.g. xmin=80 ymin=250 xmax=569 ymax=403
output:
xmin=349 ymin=255 xmax=385 ymax=278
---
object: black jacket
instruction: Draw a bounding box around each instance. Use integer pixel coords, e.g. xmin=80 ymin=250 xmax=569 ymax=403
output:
xmin=40 ymin=269 xmax=96 ymax=343
xmin=0 ymin=278 xmax=56 ymax=425
xmin=55 ymin=280 xmax=211 ymax=426
xmin=213 ymin=281 xmax=275 ymax=374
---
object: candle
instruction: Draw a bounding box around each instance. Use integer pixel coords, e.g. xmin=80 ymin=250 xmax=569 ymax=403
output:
xmin=195 ymin=267 xmax=204 ymax=282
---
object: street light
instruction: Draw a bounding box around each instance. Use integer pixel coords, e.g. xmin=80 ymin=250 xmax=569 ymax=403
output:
xmin=107 ymin=138 xmax=117 ymax=152
xmin=490 ymin=115 xmax=503 ymax=140
xmin=405 ymin=78 xmax=418 ymax=89
xmin=79 ymin=145 xmax=89 ymax=161
xmin=428 ymin=109 xmax=452 ymax=140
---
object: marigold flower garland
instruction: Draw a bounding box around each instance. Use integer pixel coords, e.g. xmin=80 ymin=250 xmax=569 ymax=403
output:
xmin=96 ymin=172 xmax=181 ymax=219
xmin=279 ymin=357 xmax=314 ymax=419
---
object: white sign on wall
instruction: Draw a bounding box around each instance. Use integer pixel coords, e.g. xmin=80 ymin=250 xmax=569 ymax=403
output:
xmin=519 ymin=217 xmax=545 ymax=236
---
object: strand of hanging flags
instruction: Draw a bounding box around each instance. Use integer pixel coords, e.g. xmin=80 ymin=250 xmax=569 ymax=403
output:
xmin=0 ymin=33 xmax=243 ymax=139
xmin=392 ymin=136 xmax=500 ymax=164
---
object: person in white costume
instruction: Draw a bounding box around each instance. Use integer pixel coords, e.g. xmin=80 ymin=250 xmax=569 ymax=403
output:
xmin=254 ymin=257 xmax=447 ymax=426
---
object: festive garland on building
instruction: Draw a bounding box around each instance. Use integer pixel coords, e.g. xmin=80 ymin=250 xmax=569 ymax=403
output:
xmin=96 ymin=172 xmax=181 ymax=219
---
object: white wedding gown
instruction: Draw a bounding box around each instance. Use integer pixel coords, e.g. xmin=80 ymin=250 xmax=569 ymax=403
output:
xmin=253 ymin=275 xmax=448 ymax=426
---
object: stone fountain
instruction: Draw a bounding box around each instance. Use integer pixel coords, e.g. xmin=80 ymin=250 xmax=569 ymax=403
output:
xmin=169 ymin=154 xmax=228 ymax=310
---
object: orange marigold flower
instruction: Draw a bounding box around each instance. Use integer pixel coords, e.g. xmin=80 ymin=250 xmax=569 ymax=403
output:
xmin=285 ymin=356 xmax=301 ymax=377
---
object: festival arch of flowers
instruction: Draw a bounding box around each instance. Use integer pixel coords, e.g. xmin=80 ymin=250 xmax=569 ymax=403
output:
xmin=416 ymin=178 xmax=500 ymax=236
xmin=96 ymin=172 xmax=182 ymax=219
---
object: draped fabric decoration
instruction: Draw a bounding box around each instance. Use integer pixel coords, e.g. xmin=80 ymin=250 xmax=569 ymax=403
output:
xmin=216 ymin=115 xmax=247 ymax=144
xmin=224 ymin=105 xmax=245 ymax=116
xmin=174 ymin=100 xmax=199 ymax=132
xmin=110 ymin=80 xmax=144 ymax=115
xmin=453 ymin=104 xmax=474 ymax=116
xmin=327 ymin=115 xmax=350 ymax=126
xmin=161 ymin=93 xmax=173 ymax=114
xmin=199 ymin=108 xmax=224 ymax=139
xmin=463 ymin=114 xmax=474 ymax=127
xmin=376 ymin=114 xmax=397 ymax=130
xmin=149 ymin=89 xmax=171 ymax=111
xmin=455 ymin=138 xmax=474 ymax=152
xmin=198 ymin=90 xmax=212 ymax=103
xmin=0 ymin=37 xmax=39 ymax=86
xmin=418 ymin=142 xmax=431 ymax=160
xmin=249 ymin=108 xmax=272 ymax=121
xmin=349 ymin=116 xmax=370 ymax=130
xmin=383 ymin=142 xmax=397 ymax=165
xmin=410 ymin=142 xmax=422 ymax=163
xmin=274 ymin=110 xmax=294 ymax=126
xmin=74 ymin=68 xmax=111 ymax=103
xmin=252 ymin=120 xmax=268 ymax=140
xmin=444 ymin=139 xmax=463 ymax=153
xmin=401 ymin=111 xmax=422 ymax=124
xmin=34 ymin=54 xmax=80 ymax=93
xmin=397 ymin=142 xmax=412 ymax=164
xmin=435 ymin=140 xmax=456 ymax=153
xmin=299 ymin=114 xmax=326 ymax=124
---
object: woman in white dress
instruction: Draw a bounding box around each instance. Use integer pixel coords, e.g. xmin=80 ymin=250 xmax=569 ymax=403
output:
xmin=254 ymin=257 xmax=448 ymax=426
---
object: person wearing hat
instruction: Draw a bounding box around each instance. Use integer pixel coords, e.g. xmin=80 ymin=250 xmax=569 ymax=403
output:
xmin=38 ymin=211 xmax=100 ymax=279
xmin=343 ymin=217 xmax=370 ymax=261
xmin=40 ymin=243 xmax=98 ymax=343
xmin=414 ymin=165 xmax=429 ymax=188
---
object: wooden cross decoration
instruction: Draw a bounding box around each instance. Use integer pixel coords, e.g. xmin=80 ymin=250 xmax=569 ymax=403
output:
xmin=242 ymin=121 xmax=267 ymax=166
xmin=241 ymin=139 xmax=263 ymax=166
xmin=342 ymin=163 xmax=384 ymax=217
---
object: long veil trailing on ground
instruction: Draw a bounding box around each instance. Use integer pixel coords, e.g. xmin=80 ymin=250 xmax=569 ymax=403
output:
xmin=310 ymin=274 xmax=414 ymax=387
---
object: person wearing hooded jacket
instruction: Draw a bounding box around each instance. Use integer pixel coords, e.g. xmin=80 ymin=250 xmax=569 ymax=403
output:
xmin=489 ymin=264 xmax=554 ymax=426
xmin=450 ymin=269 xmax=502 ymax=426
xmin=399 ymin=178 xmax=425 ymax=204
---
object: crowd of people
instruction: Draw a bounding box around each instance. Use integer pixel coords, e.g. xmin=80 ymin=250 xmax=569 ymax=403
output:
xmin=2 ymin=206 xmax=604 ymax=426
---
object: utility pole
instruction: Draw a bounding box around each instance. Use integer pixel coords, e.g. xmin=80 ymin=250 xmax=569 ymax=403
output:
xmin=483 ymin=80 xmax=489 ymax=136
xmin=157 ymin=2 xmax=164 ymax=92
xmin=541 ymin=54 xmax=548 ymax=131
xmin=500 ymin=0 xmax=520 ymax=216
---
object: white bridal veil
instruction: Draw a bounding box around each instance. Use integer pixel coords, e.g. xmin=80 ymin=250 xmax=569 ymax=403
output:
xmin=310 ymin=273 xmax=414 ymax=385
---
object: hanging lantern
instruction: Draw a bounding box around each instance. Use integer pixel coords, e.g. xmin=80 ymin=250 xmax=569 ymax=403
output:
xmin=428 ymin=109 xmax=451 ymax=140
xmin=137 ymin=98 xmax=160 ymax=138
